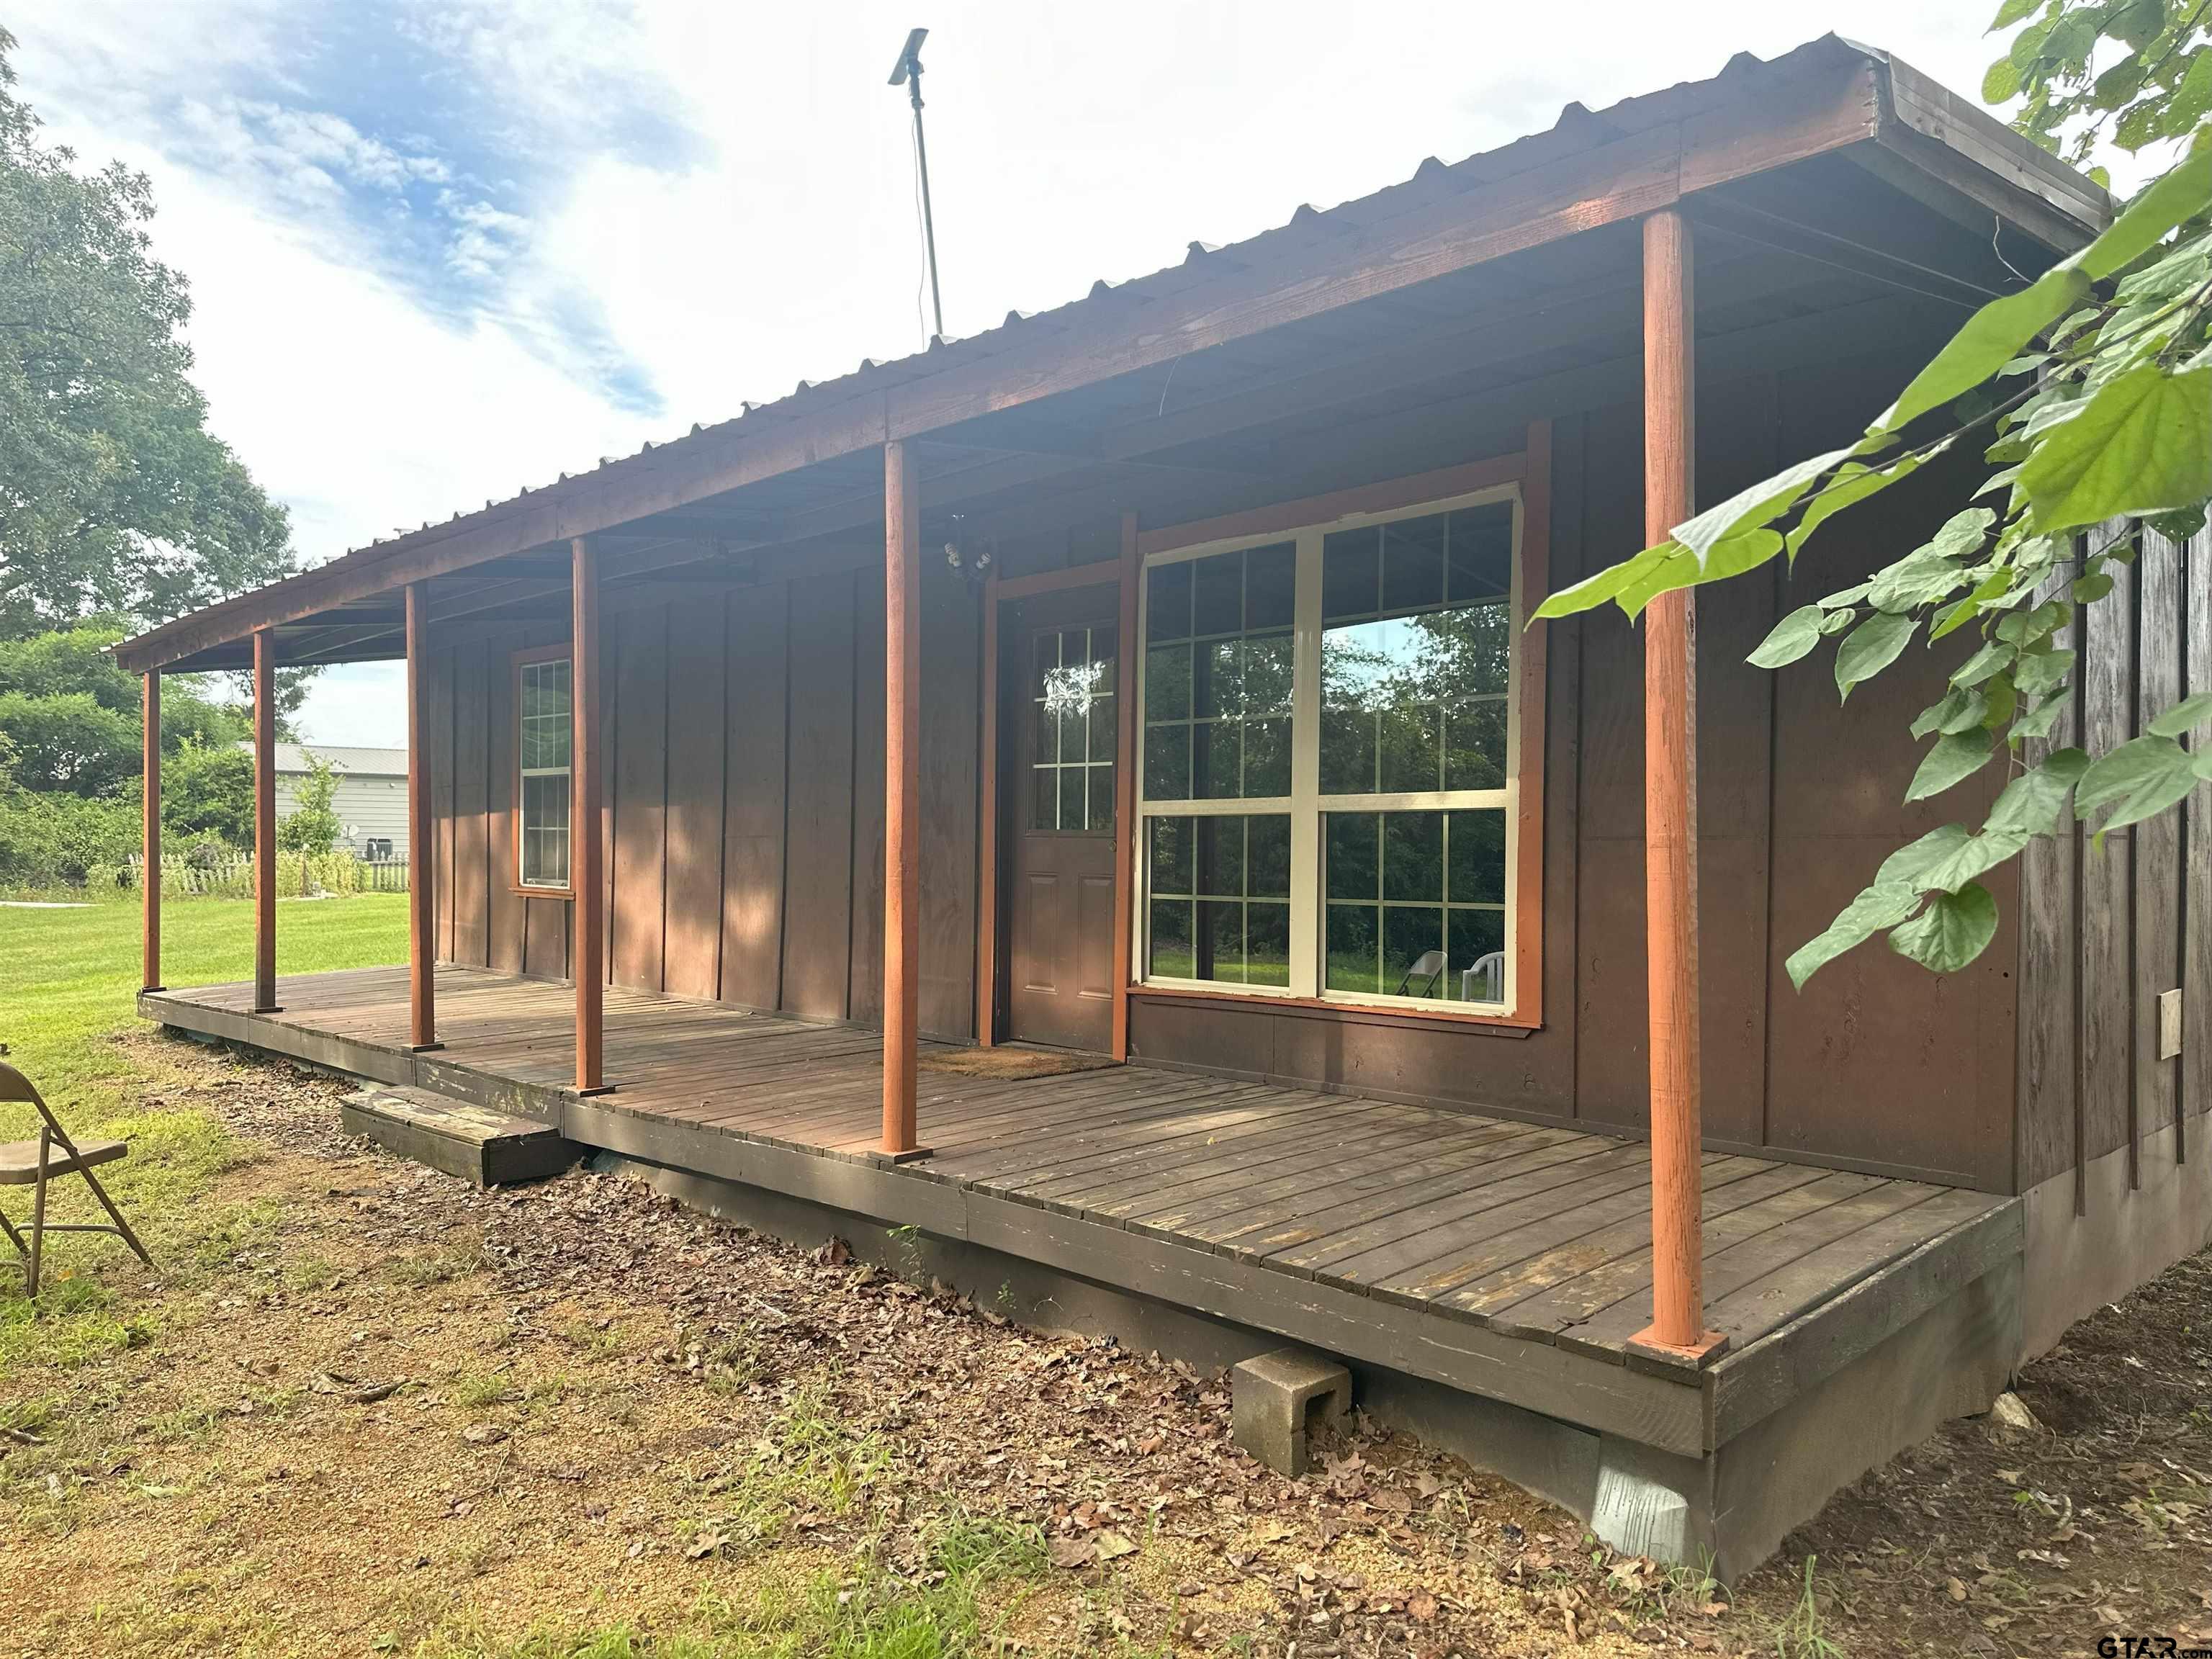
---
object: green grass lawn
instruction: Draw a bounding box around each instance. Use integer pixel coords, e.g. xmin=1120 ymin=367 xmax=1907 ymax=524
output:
xmin=0 ymin=894 xmax=406 ymax=1376
xmin=0 ymin=892 xmax=407 ymax=1107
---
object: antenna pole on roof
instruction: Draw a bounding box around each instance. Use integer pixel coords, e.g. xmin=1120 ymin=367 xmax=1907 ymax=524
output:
xmin=889 ymin=27 xmax=946 ymax=341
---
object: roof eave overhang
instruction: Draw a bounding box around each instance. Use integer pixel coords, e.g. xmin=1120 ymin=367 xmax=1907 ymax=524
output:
xmin=114 ymin=41 xmax=2108 ymax=677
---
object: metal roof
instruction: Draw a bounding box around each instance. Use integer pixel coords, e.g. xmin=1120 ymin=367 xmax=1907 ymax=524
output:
xmin=116 ymin=34 xmax=2108 ymax=675
xmin=238 ymin=742 xmax=410 ymax=775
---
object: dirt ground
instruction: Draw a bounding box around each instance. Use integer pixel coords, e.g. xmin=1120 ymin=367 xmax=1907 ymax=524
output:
xmin=1 ymin=1032 xmax=2208 ymax=1658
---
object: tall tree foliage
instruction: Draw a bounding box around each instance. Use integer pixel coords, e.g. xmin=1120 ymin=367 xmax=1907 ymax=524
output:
xmin=0 ymin=27 xmax=296 ymax=635
xmin=1537 ymin=0 xmax=2212 ymax=984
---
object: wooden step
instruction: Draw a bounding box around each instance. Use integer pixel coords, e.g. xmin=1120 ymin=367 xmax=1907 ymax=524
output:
xmin=339 ymin=1087 xmax=580 ymax=1187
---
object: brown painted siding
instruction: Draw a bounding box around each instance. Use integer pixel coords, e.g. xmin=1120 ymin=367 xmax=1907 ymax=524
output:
xmin=426 ymin=563 xmax=980 ymax=1043
xmin=1130 ymin=361 xmax=2021 ymax=1192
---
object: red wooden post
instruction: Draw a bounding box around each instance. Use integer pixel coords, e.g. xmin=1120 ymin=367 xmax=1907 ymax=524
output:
xmin=881 ymin=439 xmax=926 ymax=1159
xmin=975 ymin=566 xmax=999 ymax=1048
xmin=1635 ymin=208 xmax=1722 ymax=1364
xmin=142 ymin=672 xmax=162 ymax=992
xmin=405 ymin=583 xmax=438 ymax=1050
xmin=1110 ymin=508 xmax=1140 ymax=1064
xmin=252 ymin=627 xmax=279 ymax=1012
xmin=572 ymin=536 xmax=606 ymax=1092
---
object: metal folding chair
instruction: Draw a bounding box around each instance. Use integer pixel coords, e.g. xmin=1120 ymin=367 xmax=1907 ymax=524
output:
xmin=0 ymin=1060 xmax=153 ymax=1298
xmin=1394 ymin=948 xmax=1449 ymax=999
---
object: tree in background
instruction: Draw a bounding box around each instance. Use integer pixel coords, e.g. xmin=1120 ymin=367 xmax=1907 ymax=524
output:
xmin=0 ymin=27 xmax=295 ymax=634
xmin=163 ymin=738 xmax=253 ymax=846
xmin=276 ymin=752 xmax=343 ymax=857
xmin=1538 ymin=0 xmax=2210 ymax=984
xmin=0 ymin=27 xmax=307 ymax=886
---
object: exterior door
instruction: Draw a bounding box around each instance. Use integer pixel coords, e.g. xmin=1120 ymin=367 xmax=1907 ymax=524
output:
xmin=1004 ymin=592 xmax=1119 ymax=1051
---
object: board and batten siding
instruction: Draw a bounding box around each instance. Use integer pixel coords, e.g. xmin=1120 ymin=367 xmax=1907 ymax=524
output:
xmin=421 ymin=559 xmax=981 ymax=1043
xmin=421 ymin=356 xmax=2053 ymax=1194
xmin=2016 ymin=518 xmax=2211 ymax=1192
xmin=1125 ymin=359 xmax=2022 ymax=1193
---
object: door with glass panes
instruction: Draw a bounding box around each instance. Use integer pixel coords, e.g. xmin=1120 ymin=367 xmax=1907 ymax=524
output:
xmin=1004 ymin=590 xmax=1119 ymax=1051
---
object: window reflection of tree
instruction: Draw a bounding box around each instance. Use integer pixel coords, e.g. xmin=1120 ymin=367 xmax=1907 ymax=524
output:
xmin=1322 ymin=602 xmax=1510 ymax=795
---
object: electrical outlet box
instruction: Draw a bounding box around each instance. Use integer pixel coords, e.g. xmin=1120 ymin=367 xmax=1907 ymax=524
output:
xmin=2158 ymin=988 xmax=2183 ymax=1061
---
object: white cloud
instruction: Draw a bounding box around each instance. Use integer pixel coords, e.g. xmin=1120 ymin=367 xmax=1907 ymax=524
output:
xmin=7 ymin=0 xmax=2081 ymax=746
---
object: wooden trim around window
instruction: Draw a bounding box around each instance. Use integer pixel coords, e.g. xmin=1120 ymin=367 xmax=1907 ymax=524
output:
xmin=1514 ymin=418 xmax=1552 ymax=1031
xmin=1128 ymin=431 xmax=1552 ymax=1029
xmin=508 ymin=641 xmax=575 ymax=899
xmin=1125 ymin=981 xmax=1538 ymax=1033
xmin=1136 ymin=451 xmax=1527 ymax=559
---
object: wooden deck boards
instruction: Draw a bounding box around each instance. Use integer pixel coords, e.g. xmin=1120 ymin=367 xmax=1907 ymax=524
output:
xmin=147 ymin=963 xmax=2013 ymax=1373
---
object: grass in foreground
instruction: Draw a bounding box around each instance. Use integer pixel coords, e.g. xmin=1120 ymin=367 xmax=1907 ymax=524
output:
xmin=0 ymin=894 xmax=407 ymax=1375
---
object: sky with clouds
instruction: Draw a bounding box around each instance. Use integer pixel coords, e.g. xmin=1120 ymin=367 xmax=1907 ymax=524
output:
xmin=15 ymin=0 xmax=2028 ymax=747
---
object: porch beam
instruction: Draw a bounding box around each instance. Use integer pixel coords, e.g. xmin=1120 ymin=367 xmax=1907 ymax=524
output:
xmin=881 ymin=440 xmax=926 ymax=1160
xmin=405 ymin=584 xmax=438 ymax=1051
xmin=1632 ymin=208 xmax=1721 ymax=1367
xmin=141 ymin=673 xmax=162 ymax=992
xmin=572 ymin=536 xmax=607 ymax=1094
xmin=252 ymin=629 xmax=279 ymax=1013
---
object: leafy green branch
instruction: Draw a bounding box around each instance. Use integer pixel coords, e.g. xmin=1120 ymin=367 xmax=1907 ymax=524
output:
xmin=1536 ymin=0 xmax=2211 ymax=986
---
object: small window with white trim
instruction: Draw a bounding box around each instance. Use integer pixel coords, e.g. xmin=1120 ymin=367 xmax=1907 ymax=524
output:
xmin=1136 ymin=485 xmax=1525 ymax=1014
xmin=516 ymin=656 xmax=572 ymax=891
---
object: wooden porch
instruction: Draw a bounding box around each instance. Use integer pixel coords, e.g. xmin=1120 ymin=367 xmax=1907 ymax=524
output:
xmin=143 ymin=964 xmax=2020 ymax=1460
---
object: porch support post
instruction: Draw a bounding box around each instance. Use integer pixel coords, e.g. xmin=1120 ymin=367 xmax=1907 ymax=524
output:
xmin=1634 ymin=208 xmax=1722 ymax=1365
xmin=572 ymin=536 xmax=607 ymax=1094
xmin=141 ymin=673 xmax=162 ymax=992
xmin=1110 ymin=508 xmax=1139 ymax=1064
xmin=251 ymin=627 xmax=279 ymax=1012
xmin=405 ymin=583 xmax=438 ymax=1051
xmin=881 ymin=439 xmax=926 ymax=1160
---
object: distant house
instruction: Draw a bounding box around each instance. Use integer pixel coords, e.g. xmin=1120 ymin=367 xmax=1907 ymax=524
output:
xmin=242 ymin=743 xmax=410 ymax=859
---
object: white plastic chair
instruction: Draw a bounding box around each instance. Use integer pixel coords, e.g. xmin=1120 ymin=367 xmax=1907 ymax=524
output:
xmin=1460 ymin=951 xmax=1506 ymax=1004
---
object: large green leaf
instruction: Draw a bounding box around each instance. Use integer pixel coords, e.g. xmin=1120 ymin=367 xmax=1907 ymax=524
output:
xmin=2072 ymin=125 xmax=2212 ymax=281
xmin=1915 ymin=829 xmax=2032 ymax=894
xmin=1673 ymin=446 xmax=1856 ymax=563
xmin=1785 ymin=881 xmax=1926 ymax=989
xmin=1907 ymin=729 xmax=1996 ymax=801
xmin=1748 ymin=605 xmax=1826 ymax=669
xmin=1868 ymin=547 xmax=1975 ymax=614
xmin=1835 ymin=612 xmax=1916 ymax=701
xmin=1786 ymin=449 xmax=1941 ymax=562
xmin=1532 ymin=542 xmax=1674 ymax=619
xmin=2074 ymin=733 xmax=2195 ymax=817
xmin=1877 ymin=823 xmax=1977 ymax=885
xmin=1868 ymin=266 xmax=2092 ymax=438
xmin=1615 ymin=529 xmax=1784 ymax=619
xmin=1889 ymin=884 xmax=2001 ymax=974
xmin=2146 ymin=691 xmax=2212 ymax=737
xmin=1985 ymin=748 xmax=2090 ymax=837
xmin=2020 ymin=364 xmax=2212 ymax=534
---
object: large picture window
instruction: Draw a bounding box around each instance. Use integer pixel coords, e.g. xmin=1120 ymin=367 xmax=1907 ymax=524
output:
xmin=516 ymin=655 xmax=572 ymax=891
xmin=1136 ymin=484 xmax=1524 ymax=1014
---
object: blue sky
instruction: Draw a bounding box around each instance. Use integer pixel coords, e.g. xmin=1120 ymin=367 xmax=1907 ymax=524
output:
xmin=15 ymin=0 xmax=2023 ymax=746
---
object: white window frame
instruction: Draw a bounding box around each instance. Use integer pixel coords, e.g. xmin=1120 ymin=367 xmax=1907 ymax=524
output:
xmin=1133 ymin=481 xmax=1525 ymax=1016
xmin=516 ymin=654 xmax=573 ymax=894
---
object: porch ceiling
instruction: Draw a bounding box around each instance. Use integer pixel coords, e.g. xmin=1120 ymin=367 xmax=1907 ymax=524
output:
xmin=120 ymin=36 xmax=2109 ymax=676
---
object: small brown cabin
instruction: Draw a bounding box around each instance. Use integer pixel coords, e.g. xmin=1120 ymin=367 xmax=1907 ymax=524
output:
xmin=120 ymin=38 xmax=2207 ymax=1573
